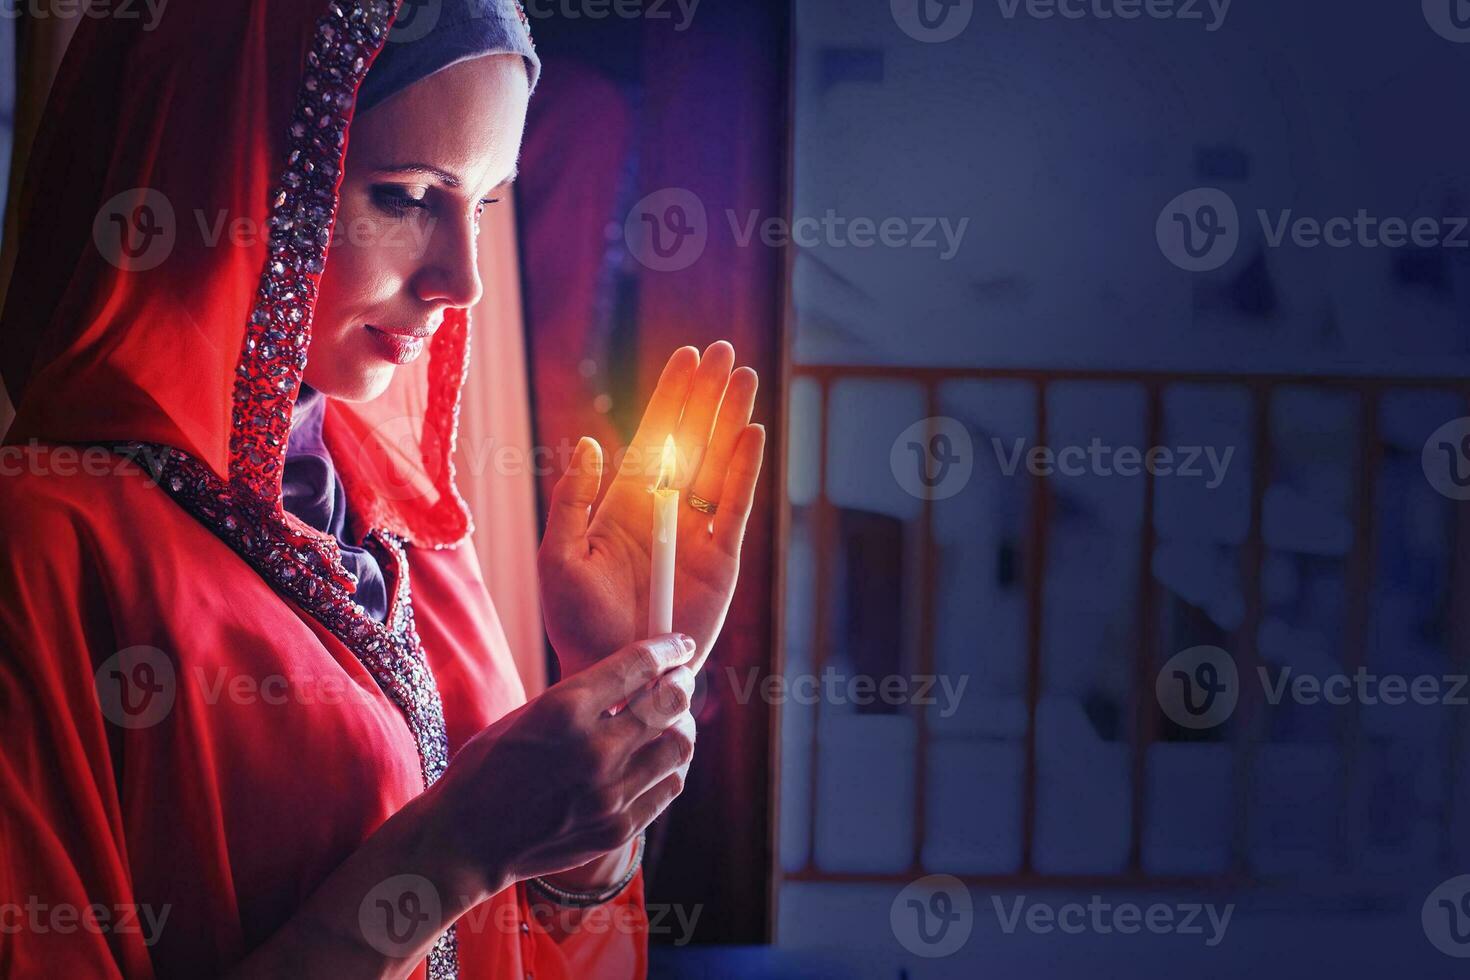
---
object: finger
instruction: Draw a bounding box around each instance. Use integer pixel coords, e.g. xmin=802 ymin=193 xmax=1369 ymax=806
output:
xmin=541 ymin=437 xmax=603 ymax=558
xmin=712 ymin=424 xmax=766 ymax=556
xmin=580 ymin=634 xmax=696 ymax=715
xmin=623 ymin=713 xmax=696 ymax=801
xmin=613 ymin=665 xmax=696 ymax=735
xmin=626 ymin=769 xmax=688 ymax=836
xmin=671 ymin=341 xmax=736 ymax=484
xmin=689 ymin=365 xmax=757 ymax=506
xmin=614 ymin=347 xmax=700 ymax=490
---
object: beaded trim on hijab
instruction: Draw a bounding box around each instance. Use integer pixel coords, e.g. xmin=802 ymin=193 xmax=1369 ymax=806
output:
xmin=116 ymin=1 xmax=465 ymax=975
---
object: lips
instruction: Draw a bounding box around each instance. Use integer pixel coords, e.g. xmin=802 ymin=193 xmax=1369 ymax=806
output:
xmin=363 ymin=323 xmax=436 ymax=365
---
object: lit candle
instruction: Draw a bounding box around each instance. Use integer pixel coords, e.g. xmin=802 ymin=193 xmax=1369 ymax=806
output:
xmin=648 ymin=434 xmax=678 ymax=637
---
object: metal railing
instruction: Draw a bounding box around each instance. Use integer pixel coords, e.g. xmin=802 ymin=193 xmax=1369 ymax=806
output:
xmin=776 ymin=363 xmax=1470 ymax=889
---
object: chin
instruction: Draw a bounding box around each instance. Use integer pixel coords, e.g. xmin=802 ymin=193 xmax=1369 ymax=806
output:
xmin=303 ymin=360 xmax=396 ymax=403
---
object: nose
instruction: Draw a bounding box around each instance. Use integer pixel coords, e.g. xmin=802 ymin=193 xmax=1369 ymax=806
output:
xmin=413 ymin=212 xmax=484 ymax=310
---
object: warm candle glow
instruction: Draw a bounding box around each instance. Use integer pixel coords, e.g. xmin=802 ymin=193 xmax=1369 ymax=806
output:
xmin=657 ymin=434 xmax=677 ymax=491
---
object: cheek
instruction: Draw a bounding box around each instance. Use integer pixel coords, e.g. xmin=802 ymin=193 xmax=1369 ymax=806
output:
xmin=304 ymin=214 xmax=409 ymax=396
xmin=315 ymin=222 xmax=405 ymax=330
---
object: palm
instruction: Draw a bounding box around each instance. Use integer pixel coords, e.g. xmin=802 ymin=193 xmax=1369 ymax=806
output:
xmin=539 ymin=344 xmax=765 ymax=676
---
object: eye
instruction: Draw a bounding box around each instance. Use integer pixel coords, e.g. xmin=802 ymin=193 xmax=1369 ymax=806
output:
xmin=475 ymin=197 xmax=501 ymax=218
xmin=372 ymin=185 xmax=431 ymax=217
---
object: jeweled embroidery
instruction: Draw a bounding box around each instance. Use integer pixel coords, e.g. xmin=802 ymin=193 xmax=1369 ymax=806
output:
xmin=155 ymin=0 xmax=465 ymax=974
xmin=229 ymin=0 xmax=397 ymax=507
xmin=120 ymin=441 xmax=460 ymax=976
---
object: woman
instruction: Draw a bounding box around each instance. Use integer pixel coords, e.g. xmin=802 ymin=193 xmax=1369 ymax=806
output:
xmin=0 ymin=1 xmax=764 ymax=977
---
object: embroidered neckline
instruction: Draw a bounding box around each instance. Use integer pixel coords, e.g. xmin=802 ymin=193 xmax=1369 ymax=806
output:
xmin=138 ymin=2 xmax=463 ymax=974
xmin=119 ymin=441 xmax=460 ymax=976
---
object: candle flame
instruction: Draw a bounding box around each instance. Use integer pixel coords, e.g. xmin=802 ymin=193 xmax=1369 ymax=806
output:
xmin=656 ymin=434 xmax=677 ymax=491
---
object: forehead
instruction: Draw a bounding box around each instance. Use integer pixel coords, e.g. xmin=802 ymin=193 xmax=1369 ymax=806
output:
xmin=350 ymin=54 xmax=530 ymax=191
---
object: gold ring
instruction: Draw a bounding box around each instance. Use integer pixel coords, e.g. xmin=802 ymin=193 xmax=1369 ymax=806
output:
xmin=687 ymin=492 xmax=718 ymax=515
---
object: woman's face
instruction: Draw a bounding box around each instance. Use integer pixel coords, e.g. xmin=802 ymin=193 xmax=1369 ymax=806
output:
xmin=305 ymin=54 xmax=530 ymax=402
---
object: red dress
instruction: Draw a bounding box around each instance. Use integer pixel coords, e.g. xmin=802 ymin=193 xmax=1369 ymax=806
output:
xmin=0 ymin=2 xmax=645 ymax=977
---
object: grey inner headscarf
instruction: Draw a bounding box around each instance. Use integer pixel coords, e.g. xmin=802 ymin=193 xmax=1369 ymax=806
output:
xmin=283 ymin=0 xmax=540 ymax=622
xmin=357 ymin=0 xmax=541 ymax=113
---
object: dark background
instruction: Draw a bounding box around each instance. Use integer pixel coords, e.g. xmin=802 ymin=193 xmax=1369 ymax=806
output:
xmin=512 ymin=1 xmax=1470 ymax=976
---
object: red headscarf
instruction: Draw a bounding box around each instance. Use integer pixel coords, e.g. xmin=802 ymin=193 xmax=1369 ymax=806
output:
xmin=0 ymin=0 xmax=492 ymax=548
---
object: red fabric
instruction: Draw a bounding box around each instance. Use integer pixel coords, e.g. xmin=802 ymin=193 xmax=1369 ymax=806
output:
xmin=0 ymin=472 xmax=645 ymax=978
xmin=0 ymin=0 xmax=467 ymax=549
xmin=0 ymin=1 xmax=646 ymax=976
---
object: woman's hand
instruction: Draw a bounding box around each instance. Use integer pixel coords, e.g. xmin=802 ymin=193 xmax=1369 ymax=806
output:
xmin=539 ymin=342 xmax=766 ymax=676
xmin=225 ymin=636 xmax=697 ymax=979
xmin=424 ymin=633 xmax=699 ymax=900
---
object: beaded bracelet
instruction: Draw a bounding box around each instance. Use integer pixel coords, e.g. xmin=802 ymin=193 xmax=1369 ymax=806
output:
xmin=528 ymin=832 xmax=646 ymax=908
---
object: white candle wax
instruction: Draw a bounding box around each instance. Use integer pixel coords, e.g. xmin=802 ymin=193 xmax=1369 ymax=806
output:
xmin=649 ymin=485 xmax=678 ymax=636
xmin=648 ymin=434 xmax=679 ymax=637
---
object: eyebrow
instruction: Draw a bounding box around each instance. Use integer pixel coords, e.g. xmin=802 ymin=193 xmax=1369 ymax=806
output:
xmin=371 ymin=161 xmax=520 ymax=191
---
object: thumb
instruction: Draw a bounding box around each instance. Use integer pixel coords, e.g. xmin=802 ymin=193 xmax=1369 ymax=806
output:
xmin=543 ymin=436 xmax=603 ymax=557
